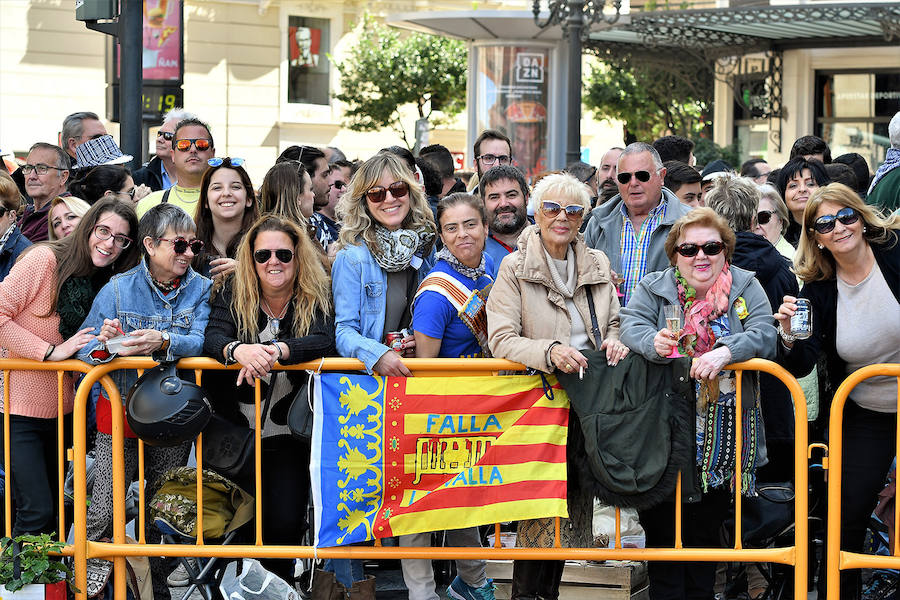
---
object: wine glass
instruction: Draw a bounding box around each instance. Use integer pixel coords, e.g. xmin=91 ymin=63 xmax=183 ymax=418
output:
xmin=663 ymin=304 xmax=684 ymax=358
xmin=612 ymin=273 xmax=626 ymax=298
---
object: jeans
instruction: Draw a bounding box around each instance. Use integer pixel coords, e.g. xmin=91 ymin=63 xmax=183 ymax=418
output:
xmin=0 ymin=413 xmax=71 ymax=536
xmin=323 ymin=558 xmax=365 ymax=587
xmin=400 ymin=528 xmax=487 ymax=599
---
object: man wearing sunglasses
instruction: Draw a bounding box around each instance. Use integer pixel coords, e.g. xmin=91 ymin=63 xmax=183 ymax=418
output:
xmin=584 ymin=142 xmax=692 ymax=305
xmin=133 ymin=109 xmax=196 ymax=193
xmin=136 ymin=118 xmax=215 ymax=219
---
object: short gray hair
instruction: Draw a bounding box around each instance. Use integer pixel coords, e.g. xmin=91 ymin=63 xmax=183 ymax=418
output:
xmin=139 ymin=203 xmax=196 ymax=254
xmin=162 ymin=108 xmax=196 ymax=126
xmin=619 ymin=142 xmax=664 ymax=171
xmin=704 ymin=174 xmax=760 ymax=232
xmin=890 ymin=111 xmax=900 ymax=149
xmin=756 ymin=182 xmax=790 ymax=236
xmin=61 ymin=111 xmax=100 ymax=146
xmin=530 ymin=172 xmax=591 ymax=214
xmin=28 ymin=143 xmax=70 ymax=171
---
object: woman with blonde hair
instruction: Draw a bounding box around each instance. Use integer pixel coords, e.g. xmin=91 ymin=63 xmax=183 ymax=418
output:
xmin=47 ymin=195 xmax=90 ymax=241
xmin=204 ymin=214 xmax=334 ymax=584
xmin=776 ymin=183 xmax=900 ymax=599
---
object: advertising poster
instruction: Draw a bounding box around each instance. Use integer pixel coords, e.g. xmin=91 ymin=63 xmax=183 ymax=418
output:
xmin=476 ymin=46 xmax=551 ymax=181
xmin=142 ymin=0 xmax=181 ymax=81
xmin=287 ymin=16 xmax=330 ymax=105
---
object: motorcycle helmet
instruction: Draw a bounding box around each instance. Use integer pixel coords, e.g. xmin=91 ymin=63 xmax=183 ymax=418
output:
xmin=126 ymin=362 xmax=212 ymax=446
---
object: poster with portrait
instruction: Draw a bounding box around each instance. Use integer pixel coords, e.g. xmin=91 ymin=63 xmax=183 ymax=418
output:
xmin=288 ymin=16 xmax=330 ymax=105
xmin=142 ymin=0 xmax=182 ymax=81
xmin=475 ymin=46 xmax=551 ymax=181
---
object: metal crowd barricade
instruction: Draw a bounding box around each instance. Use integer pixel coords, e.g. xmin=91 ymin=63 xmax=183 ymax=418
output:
xmin=9 ymin=356 xmax=809 ymax=600
xmin=826 ymin=363 xmax=900 ymax=600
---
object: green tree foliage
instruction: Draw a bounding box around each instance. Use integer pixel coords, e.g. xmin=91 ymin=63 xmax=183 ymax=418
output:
xmin=333 ymin=14 xmax=468 ymax=149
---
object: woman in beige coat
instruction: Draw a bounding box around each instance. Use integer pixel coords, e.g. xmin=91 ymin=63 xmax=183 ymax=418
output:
xmin=486 ymin=172 xmax=628 ymax=600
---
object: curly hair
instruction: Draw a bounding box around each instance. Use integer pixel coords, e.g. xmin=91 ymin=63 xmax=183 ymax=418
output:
xmin=794 ymin=183 xmax=899 ymax=283
xmin=336 ymin=153 xmax=435 ymax=252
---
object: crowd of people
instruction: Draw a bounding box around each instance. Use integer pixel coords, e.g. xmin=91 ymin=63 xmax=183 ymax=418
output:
xmin=0 ymin=107 xmax=898 ymax=600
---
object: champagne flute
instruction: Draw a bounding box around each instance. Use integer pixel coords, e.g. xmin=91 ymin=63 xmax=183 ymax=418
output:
xmin=612 ymin=273 xmax=626 ymax=298
xmin=663 ymin=304 xmax=684 ymax=358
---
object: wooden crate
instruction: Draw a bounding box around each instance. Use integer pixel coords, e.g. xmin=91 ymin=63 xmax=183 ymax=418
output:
xmin=486 ymin=559 xmax=649 ymax=600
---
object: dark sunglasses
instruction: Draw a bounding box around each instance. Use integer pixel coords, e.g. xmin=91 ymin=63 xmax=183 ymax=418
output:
xmin=811 ymin=206 xmax=859 ymax=234
xmin=541 ymin=201 xmax=585 ymax=219
xmin=254 ymin=248 xmax=294 ymax=264
xmin=332 ymin=180 xmax=346 ymax=190
xmin=364 ymin=181 xmax=409 ymax=204
xmin=675 ymin=241 xmax=726 ymax=257
xmin=756 ymin=210 xmax=776 ymax=225
xmin=207 ymin=157 xmax=245 ymax=168
xmin=157 ymin=237 xmax=204 ymax=254
xmin=157 ymin=131 xmax=174 ymax=141
xmin=616 ymin=170 xmax=654 ymax=184
xmin=174 ymin=138 xmax=212 ymax=152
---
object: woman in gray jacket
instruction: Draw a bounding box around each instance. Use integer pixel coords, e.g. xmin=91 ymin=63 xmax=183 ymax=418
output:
xmin=621 ymin=207 xmax=777 ymax=600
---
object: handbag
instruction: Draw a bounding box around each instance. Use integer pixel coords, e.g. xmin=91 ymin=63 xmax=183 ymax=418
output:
xmin=202 ymin=386 xmax=272 ymax=482
xmin=287 ymin=372 xmax=314 ymax=441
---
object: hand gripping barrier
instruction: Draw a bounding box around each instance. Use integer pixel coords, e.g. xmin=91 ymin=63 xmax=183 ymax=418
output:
xmin=2 ymin=357 xmax=812 ymax=599
xmin=826 ymin=363 xmax=900 ymax=600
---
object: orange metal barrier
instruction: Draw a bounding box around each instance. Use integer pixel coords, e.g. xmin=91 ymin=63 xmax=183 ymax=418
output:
xmin=3 ymin=357 xmax=811 ymax=599
xmin=826 ymin=363 xmax=900 ymax=600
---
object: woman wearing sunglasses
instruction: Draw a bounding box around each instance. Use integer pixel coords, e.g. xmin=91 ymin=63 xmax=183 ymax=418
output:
xmin=487 ymin=173 xmax=627 ymax=600
xmin=75 ymin=203 xmax=212 ymax=599
xmin=68 ymin=164 xmax=147 ymax=206
xmin=775 ymin=183 xmax=900 ymax=599
xmin=193 ymin=157 xmax=258 ymax=279
xmin=620 ymin=207 xmax=776 ymax=600
xmin=0 ymin=197 xmax=139 ymax=537
xmin=204 ymin=215 xmax=334 ymax=585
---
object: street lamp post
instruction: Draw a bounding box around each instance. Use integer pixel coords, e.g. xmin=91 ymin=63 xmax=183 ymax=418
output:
xmin=533 ymin=0 xmax=623 ymax=165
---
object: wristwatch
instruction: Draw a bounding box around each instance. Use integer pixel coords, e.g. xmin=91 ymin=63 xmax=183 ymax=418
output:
xmin=159 ymin=331 xmax=171 ymax=353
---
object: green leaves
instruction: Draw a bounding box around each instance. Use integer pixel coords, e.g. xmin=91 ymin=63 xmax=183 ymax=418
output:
xmin=333 ymin=14 xmax=468 ymax=148
xmin=0 ymin=534 xmax=74 ymax=592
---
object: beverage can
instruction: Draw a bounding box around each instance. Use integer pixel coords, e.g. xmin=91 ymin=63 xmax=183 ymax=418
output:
xmin=790 ymin=298 xmax=813 ymax=339
xmin=385 ymin=331 xmax=405 ymax=353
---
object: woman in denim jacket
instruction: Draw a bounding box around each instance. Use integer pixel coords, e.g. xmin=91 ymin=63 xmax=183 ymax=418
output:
xmin=77 ymin=203 xmax=212 ymax=600
xmin=323 ymin=152 xmax=435 ymax=593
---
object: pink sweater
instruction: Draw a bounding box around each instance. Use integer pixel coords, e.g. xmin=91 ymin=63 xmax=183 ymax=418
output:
xmin=0 ymin=245 xmax=75 ymax=418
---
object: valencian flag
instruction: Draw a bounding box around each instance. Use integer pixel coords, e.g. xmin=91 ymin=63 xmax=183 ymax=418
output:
xmin=310 ymin=373 xmax=570 ymax=547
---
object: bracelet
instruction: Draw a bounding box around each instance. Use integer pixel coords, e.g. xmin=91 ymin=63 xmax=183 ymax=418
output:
xmin=777 ymin=323 xmax=796 ymax=343
xmin=224 ymin=341 xmax=242 ymax=364
xmin=44 ymin=345 xmax=55 ymax=361
xmin=546 ymin=341 xmax=561 ymax=366
xmin=268 ymin=340 xmax=283 ymax=362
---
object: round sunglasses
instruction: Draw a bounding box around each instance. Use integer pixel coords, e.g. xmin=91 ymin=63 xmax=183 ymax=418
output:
xmin=675 ymin=241 xmax=726 ymax=257
xmin=364 ymin=181 xmax=409 ymax=204
xmin=541 ymin=201 xmax=584 ymax=219
xmin=157 ymin=237 xmax=204 ymax=254
xmin=811 ymin=207 xmax=859 ymax=234
xmin=756 ymin=210 xmax=776 ymax=225
xmin=254 ymin=249 xmax=294 ymax=264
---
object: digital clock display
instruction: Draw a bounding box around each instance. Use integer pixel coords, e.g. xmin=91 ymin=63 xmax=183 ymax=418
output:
xmin=108 ymin=84 xmax=184 ymax=123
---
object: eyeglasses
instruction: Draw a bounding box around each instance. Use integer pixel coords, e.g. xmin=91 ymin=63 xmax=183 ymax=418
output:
xmin=364 ymin=181 xmax=409 ymax=204
xmin=581 ymin=166 xmax=598 ymax=184
xmin=157 ymin=237 xmax=204 ymax=254
xmin=254 ymin=248 xmax=294 ymax=264
xmin=122 ymin=188 xmax=136 ymax=200
xmin=157 ymin=131 xmax=175 ymax=141
xmin=476 ymin=154 xmax=511 ymax=166
xmin=541 ymin=201 xmax=585 ymax=219
xmin=93 ymin=225 xmax=132 ymax=249
xmin=207 ymin=157 xmax=245 ymax=168
xmin=811 ymin=206 xmax=860 ymax=234
xmin=332 ymin=180 xmax=346 ymax=190
xmin=616 ymin=170 xmax=653 ymax=185
xmin=756 ymin=210 xmax=776 ymax=225
xmin=675 ymin=241 xmax=726 ymax=258
xmin=174 ymin=138 xmax=212 ymax=152
xmin=22 ymin=163 xmax=66 ymax=175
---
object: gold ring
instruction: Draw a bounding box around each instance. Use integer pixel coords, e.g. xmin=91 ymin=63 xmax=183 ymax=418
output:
xmin=566 ymin=363 xmax=573 ymax=371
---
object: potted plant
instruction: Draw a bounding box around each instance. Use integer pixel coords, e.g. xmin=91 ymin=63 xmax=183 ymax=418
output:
xmin=0 ymin=534 xmax=72 ymax=599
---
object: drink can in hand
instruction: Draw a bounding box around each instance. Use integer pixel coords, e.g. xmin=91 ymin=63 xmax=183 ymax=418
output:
xmin=790 ymin=298 xmax=813 ymax=340
xmin=385 ymin=331 xmax=405 ymax=353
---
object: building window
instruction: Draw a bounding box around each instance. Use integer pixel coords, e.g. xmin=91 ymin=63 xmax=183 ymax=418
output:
xmin=288 ymin=16 xmax=330 ymax=105
xmin=815 ymin=70 xmax=900 ymax=169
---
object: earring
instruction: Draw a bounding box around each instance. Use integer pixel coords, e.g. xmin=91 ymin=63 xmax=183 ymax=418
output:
xmin=817 ymin=243 xmax=824 ymax=250
xmin=863 ymin=226 xmax=868 ymax=233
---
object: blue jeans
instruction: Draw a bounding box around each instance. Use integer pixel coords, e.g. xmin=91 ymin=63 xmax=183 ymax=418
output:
xmin=323 ymin=558 xmax=365 ymax=587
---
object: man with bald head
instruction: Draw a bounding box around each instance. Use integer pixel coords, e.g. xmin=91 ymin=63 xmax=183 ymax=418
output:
xmin=584 ymin=142 xmax=692 ymax=304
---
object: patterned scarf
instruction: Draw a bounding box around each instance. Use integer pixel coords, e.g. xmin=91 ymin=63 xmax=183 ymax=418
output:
xmin=372 ymin=225 xmax=434 ymax=272
xmin=57 ymin=276 xmax=97 ymax=340
xmin=675 ymin=264 xmax=732 ymax=356
xmin=436 ymin=246 xmax=486 ymax=281
xmin=869 ymin=147 xmax=900 ymax=195
xmin=0 ymin=223 xmax=15 ymax=255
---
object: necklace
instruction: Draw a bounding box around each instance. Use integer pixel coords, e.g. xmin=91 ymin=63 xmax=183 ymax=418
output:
xmin=261 ymin=297 xmax=289 ymax=337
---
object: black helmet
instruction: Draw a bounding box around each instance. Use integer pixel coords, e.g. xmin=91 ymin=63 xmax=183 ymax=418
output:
xmin=126 ymin=362 xmax=211 ymax=446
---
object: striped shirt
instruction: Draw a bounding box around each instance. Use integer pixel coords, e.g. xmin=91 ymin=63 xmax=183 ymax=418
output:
xmin=619 ymin=197 xmax=668 ymax=305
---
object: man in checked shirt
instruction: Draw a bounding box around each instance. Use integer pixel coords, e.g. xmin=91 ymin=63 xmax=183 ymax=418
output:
xmin=583 ymin=142 xmax=693 ymax=305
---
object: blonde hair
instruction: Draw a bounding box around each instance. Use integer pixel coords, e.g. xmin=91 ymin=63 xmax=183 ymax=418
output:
xmin=794 ymin=183 xmax=899 ymax=283
xmin=336 ymin=153 xmax=435 ymax=251
xmin=227 ymin=215 xmax=332 ymax=341
xmin=47 ymin=196 xmax=91 ymax=240
xmin=0 ymin=171 xmax=23 ymax=213
xmin=529 ymin=172 xmax=591 ymax=214
xmin=664 ymin=207 xmax=736 ymax=265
